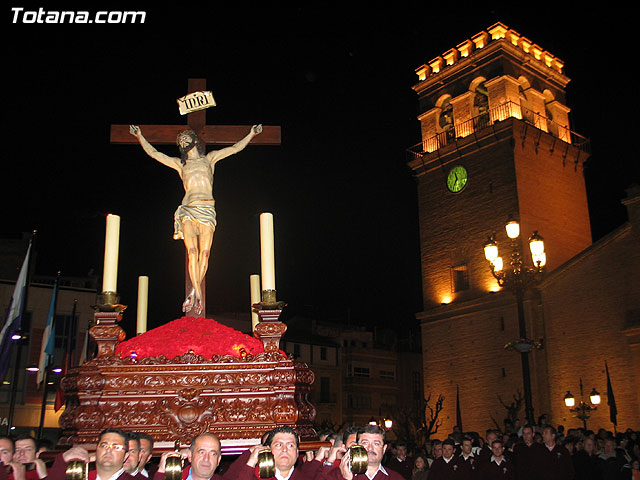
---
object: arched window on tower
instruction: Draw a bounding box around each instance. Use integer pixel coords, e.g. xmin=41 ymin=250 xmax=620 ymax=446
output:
xmin=519 ymin=85 xmax=537 ymax=126
xmin=473 ymin=82 xmax=489 ymax=130
xmin=543 ymin=89 xmax=563 ymax=139
xmin=438 ymin=97 xmax=455 ymax=144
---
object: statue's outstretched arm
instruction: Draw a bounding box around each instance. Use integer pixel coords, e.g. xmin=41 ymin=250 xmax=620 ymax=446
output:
xmin=207 ymin=124 xmax=263 ymax=164
xmin=129 ymin=125 xmax=181 ymax=172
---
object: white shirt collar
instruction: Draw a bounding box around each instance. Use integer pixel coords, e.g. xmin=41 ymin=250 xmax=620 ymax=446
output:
xmin=97 ymin=468 xmax=125 ymax=480
xmin=275 ymin=467 xmax=294 ymax=480
xmin=366 ymin=465 xmax=389 ymax=479
xmin=491 ymin=456 xmax=505 ymax=465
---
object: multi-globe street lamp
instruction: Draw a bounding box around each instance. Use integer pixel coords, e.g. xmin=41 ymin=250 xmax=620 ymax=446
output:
xmin=484 ymin=219 xmax=546 ymax=426
xmin=564 ymin=378 xmax=601 ymax=429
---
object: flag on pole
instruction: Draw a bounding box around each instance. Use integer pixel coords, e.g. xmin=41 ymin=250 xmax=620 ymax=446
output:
xmin=456 ymin=384 xmax=463 ymax=430
xmin=54 ymin=301 xmax=76 ymax=412
xmin=37 ymin=279 xmax=58 ymax=385
xmin=78 ymin=329 xmax=89 ymax=366
xmin=605 ymin=361 xmax=617 ymax=427
xmin=0 ymin=241 xmax=33 ymax=382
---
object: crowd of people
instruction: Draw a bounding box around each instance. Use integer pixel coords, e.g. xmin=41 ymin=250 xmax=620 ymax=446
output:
xmin=364 ymin=423 xmax=639 ymax=480
xmin=0 ymin=422 xmax=638 ymax=480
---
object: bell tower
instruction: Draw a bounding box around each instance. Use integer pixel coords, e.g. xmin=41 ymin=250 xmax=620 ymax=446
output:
xmin=410 ymin=22 xmax=592 ymax=433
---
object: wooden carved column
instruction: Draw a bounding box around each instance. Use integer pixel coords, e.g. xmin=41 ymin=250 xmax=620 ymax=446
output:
xmin=254 ymin=309 xmax=287 ymax=353
xmin=91 ymin=311 xmax=126 ymax=357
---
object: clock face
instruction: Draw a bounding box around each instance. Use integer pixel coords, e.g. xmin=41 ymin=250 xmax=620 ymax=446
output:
xmin=447 ymin=165 xmax=468 ymax=193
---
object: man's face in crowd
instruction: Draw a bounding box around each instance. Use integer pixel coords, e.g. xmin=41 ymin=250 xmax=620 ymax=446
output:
xmin=396 ymin=445 xmax=407 ymax=460
xmin=491 ymin=442 xmax=505 ymax=459
xmin=522 ymin=427 xmax=534 ymax=444
xmin=604 ymin=439 xmax=616 ymax=455
xmin=442 ymin=444 xmax=454 ymax=459
xmin=461 ymin=440 xmax=472 ymax=455
xmin=96 ymin=433 xmax=128 ymax=471
xmin=543 ymin=428 xmax=555 ymax=446
xmin=138 ymin=438 xmax=152 ymax=469
xmin=359 ymin=433 xmax=386 ymax=468
xmin=123 ymin=440 xmax=140 ymax=474
xmin=270 ymin=433 xmax=298 ymax=472
xmin=344 ymin=434 xmax=357 ymax=449
xmin=13 ymin=439 xmax=37 ymax=464
xmin=433 ymin=444 xmax=443 ymax=459
xmin=584 ymin=438 xmax=595 ymax=454
xmin=189 ymin=435 xmax=221 ymax=480
xmin=0 ymin=439 xmax=13 ymax=464
xmin=486 ymin=432 xmax=497 ymax=446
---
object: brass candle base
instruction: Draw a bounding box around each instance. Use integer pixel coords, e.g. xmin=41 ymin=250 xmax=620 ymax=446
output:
xmin=258 ymin=289 xmax=287 ymax=310
xmin=94 ymin=291 xmax=127 ymax=312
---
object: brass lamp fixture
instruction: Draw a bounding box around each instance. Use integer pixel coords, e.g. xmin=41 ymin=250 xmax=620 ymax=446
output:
xmin=483 ymin=218 xmax=547 ymax=426
xmin=564 ymin=378 xmax=601 ymax=429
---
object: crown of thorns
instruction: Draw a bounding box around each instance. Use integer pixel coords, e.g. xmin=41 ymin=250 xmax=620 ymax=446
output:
xmin=177 ymin=130 xmax=198 ymax=143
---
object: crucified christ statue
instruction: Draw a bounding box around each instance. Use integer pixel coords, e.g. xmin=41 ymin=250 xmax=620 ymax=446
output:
xmin=129 ymin=124 xmax=263 ymax=315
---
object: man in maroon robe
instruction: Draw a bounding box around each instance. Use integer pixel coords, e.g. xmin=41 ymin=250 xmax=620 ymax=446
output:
xmin=325 ymin=425 xmax=404 ymax=480
xmin=235 ymin=426 xmax=324 ymax=480
xmin=534 ymin=426 xmax=574 ymax=480
xmin=426 ymin=439 xmax=457 ymax=480
xmin=477 ymin=440 xmax=514 ymax=480
xmin=512 ymin=425 xmax=541 ymax=480
xmin=456 ymin=437 xmax=479 ymax=480
xmin=47 ymin=428 xmax=140 ymax=480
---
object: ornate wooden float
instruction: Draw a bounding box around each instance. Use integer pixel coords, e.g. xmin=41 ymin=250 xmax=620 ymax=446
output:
xmin=58 ymin=309 xmax=317 ymax=453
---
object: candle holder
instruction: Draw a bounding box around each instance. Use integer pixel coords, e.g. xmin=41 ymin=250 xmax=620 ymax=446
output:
xmin=89 ymin=291 xmax=127 ymax=358
xmin=93 ymin=291 xmax=127 ymax=313
xmin=252 ymin=290 xmax=287 ymax=353
xmin=259 ymin=289 xmax=287 ymax=310
xmin=90 ymin=310 xmax=126 ymax=358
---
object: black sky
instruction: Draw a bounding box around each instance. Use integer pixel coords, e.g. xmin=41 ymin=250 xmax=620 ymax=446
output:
xmin=4 ymin=4 xmax=638 ymax=336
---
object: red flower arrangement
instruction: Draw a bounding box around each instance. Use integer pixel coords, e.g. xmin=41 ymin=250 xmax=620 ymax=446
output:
xmin=115 ymin=316 xmax=264 ymax=359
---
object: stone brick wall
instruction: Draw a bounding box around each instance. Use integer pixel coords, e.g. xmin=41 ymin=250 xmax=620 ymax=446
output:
xmin=540 ymin=221 xmax=640 ymax=430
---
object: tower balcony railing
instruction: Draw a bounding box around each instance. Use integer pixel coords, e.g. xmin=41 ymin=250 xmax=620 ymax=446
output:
xmin=407 ymin=101 xmax=590 ymax=161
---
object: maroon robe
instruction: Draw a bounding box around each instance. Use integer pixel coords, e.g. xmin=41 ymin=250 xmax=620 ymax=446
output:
xmin=478 ymin=458 xmax=515 ymax=480
xmin=427 ymin=456 xmax=458 ymax=480
xmin=534 ymin=444 xmax=574 ymax=480
xmin=323 ymin=465 xmax=405 ymax=480
xmin=512 ymin=442 xmax=541 ymax=480
xmin=455 ymin=454 xmax=479 ymax=480
xmin=46 ymin=455 xmax=140 ymax=480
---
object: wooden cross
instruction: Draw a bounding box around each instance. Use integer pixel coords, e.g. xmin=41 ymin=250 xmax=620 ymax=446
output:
xmin=111 ymin=78 xmax=281 ymax=317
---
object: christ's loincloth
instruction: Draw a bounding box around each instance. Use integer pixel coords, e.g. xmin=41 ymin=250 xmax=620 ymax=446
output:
xmin=173 ymin=200 xmax=217 ymax=239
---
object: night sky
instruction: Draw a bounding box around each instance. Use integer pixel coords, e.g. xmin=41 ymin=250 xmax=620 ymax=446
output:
xmin=4 ymin=5 xmax=638 ymax=337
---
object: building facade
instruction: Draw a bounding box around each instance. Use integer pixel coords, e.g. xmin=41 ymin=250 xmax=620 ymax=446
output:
xmin=0 ymin=275 xmax=96 ymax=436
xmin=281 ymin=317 xmax=423 ymax=437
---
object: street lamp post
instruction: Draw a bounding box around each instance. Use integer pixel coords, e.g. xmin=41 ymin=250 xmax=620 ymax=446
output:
xmin=564 ymin=378 xmax=601 ymax=429
xmin=484 ymin=219 xmax=546 ymax=426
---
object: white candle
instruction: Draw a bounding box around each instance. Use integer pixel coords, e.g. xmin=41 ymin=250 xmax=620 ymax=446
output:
xmin=250 ymin=274 xmax=261 ymax=332
xmin=137 ymin=276 xmax=149 ymax=335
xmin=102 ymin=214 xmax=120 ymax=292
xmin=259 ymin=213 xmax=276 ymax=291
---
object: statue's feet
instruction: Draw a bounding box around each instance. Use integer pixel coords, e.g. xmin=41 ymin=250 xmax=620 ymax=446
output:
xmin=193 ymin=298 xmax=203 ymax=317
xmin=182 ymin=290 xmax=195 ymax=313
